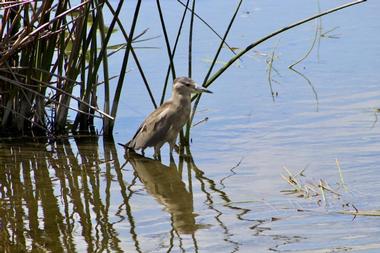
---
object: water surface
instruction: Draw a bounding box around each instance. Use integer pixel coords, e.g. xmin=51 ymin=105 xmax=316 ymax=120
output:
xmin=1 ymin=0 xmax=380 ymax=252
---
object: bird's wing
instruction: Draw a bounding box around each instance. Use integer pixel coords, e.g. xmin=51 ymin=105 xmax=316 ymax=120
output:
xmin=128 ymin=102 xmax=174 ymax=150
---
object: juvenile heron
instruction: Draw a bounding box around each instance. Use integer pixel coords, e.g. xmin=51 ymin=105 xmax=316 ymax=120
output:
xmin=125 ymin=77 xmax=212 ymax=158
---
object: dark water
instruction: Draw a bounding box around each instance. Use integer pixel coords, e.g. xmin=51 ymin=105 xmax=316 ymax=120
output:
xmin=1 ymin=0 xmax=380 ymax=252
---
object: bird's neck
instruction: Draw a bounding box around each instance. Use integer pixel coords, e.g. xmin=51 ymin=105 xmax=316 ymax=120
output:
xmin=171 ymin=90 xmax=191 ymax=107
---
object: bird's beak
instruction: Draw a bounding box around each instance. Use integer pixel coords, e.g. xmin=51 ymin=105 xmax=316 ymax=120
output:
xmin=193 ymin=84 xmax=213 ymax=94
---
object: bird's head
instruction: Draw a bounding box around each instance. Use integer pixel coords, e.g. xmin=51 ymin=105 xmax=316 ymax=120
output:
xmin=173 ymin=77 xmax=212 ymax=96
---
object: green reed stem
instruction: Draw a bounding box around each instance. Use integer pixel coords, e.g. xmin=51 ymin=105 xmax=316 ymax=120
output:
xmin=105 ymin=1 xmax=157 ymax=110
xmin=108 ymin=0 xmax=142 ymax=135
xmin=188 ymin=0 xmax=196 ymax=78
xmin=156 ymin=0 xmax=176 ymax=80
xmin=159 ymin=0 xmax=191 ymax=105
xmin=185 ymin=0 xmax=242 ymax=143
xmin=177 ymin=0 xmax=237 ymax=56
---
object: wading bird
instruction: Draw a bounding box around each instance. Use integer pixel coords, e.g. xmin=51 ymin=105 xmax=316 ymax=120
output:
xmin=124 ymin=77 xmax=212 ymax=159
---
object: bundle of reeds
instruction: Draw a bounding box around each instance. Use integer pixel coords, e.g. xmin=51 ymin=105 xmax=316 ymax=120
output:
xmin=0 ymin=0 xmax=120 ymax=136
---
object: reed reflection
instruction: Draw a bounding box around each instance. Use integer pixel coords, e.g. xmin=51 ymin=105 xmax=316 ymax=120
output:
xmin=0 ymin=137 xmax=260 ymax=253
xmin=0 ymin=138 xmax=125 ymax=253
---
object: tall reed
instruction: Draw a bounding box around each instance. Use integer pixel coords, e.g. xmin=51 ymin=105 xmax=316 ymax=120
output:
xmin=0 ymin=0 xmax=114 ymax=135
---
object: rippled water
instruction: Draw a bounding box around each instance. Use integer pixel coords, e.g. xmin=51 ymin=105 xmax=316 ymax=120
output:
xmin=1 ymin=0 xmax=380 ymax=252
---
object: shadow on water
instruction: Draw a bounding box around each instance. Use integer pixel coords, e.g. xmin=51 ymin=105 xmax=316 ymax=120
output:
xmin=0 ymin=136 xmax=278 ymax=252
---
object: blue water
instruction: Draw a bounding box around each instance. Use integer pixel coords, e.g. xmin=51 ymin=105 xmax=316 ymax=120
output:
xmin=1 ymin=1 xmax=379 ymax=252
xmin=113 ymin=1 xmax=380 ymax=252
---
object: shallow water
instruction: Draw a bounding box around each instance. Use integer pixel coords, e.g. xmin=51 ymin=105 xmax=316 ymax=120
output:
xmin=1 ymin=0 xmax=380 ymax=252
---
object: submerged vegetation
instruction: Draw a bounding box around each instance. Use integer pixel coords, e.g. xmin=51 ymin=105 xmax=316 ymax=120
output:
xmin=282 ymin=160 xmax=380 ymax=218
xmin=0 ymin=0 xmax=366 ymax=142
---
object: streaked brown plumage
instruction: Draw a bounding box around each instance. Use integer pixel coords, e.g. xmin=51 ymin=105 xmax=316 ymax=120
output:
xmin=126 ymin=77 xmax=212 ymax=158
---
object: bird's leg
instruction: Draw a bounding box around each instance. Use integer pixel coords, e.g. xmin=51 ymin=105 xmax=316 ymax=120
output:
xmin=173 ymin=144 xmax=180 ymax=154
xmin=141 ymin=149 xmax=145 ymax=156
xmin=153 ymin=146 xmax=161 ymax=161
xmin=169 ymin=155 xmax=176 ymax=168
xmin=169 ymin=151 xmax=175 ymax=161
xmin=169 ymin=142 xmax=175 ymax=156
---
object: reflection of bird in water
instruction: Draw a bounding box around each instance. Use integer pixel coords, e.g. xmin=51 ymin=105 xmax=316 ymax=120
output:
xmin=125 ymin=151 xmax=200 ymax=234
xmin=122 ymin=77 xmax=212 ymax=159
